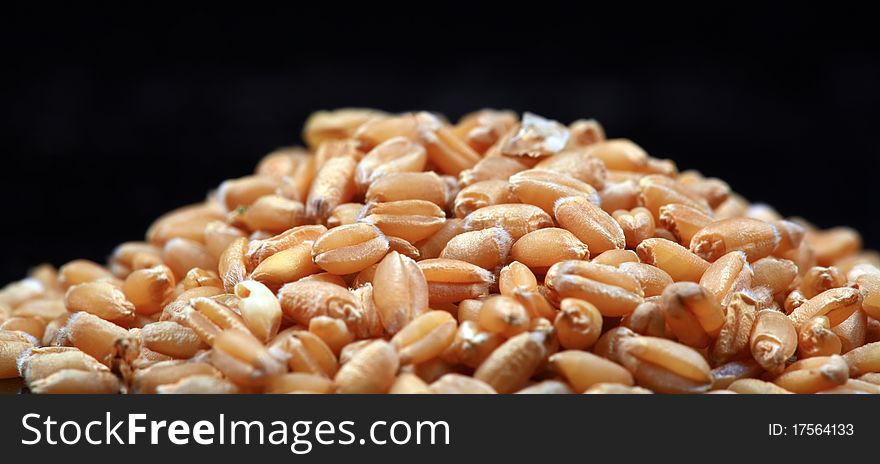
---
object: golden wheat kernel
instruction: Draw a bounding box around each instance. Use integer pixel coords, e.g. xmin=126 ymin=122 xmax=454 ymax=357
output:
xmin=154 ymin=374 xmax=238 ymax=394
xmin=452 ymin=109 xmax=517 ymax=154
xmin=121 ymin=265 xmax=176 ymax=316
xmin=174 ymin=297 xmax=245 ymax=346
xmin=510 ymin=228 xmax=589 ymax=273
xmin=411 ymin=112 xmax=481 ymax=176
xmin=182 ymin=267 xmax=223 ymax=290
xmin=799 ymin=266 xmax=846 ymax=299
xmin=246 ymin=225 xmax=326 ymax=268
xmin=211 ymin=329 xmax=287 ymax=387
xmin=163 ymin=237 xmax=218 ymax=281
xmin=453 ymin=179 xmax=517 ymax=219
xmin=674 ymin=171 xmax=730 ymax=209
xmin=463 ymin=203 xmax=553 ymax=241
xmin=773 ymin=354 xmax=850 ymax=393
xmin=372 ymin=251 xmax=429 ymax=335
xmin=636 ymin=238 xmax=710 ymax=283
xmin=354 ymin=137 xmax=426 ymax=189
xmin=110 ymin=243 xmax=163 ymax=276
xmin=619 ymin=336 xmax=713 ymax=394
xmin=146 ymin=202 xmax=225 ymax=246
xmin=314 ymin=138 xmax=363 ymax=169
xmin=228 ymin=195 xmax=307 ymax=234
xmin=261 ymin=372 xmax=332 ymax=394
xmin=559 ymin=119 xmax=603 ymax=149
xmin=750 ymin=257 xmax=798 ymax=298
xmin=595 ymin=181 xmax=637 ymax=216
xmin=216 ymin=237 xmax=248 ymax=293
xmin=64 ymin=312 xmax=131 ymax=365
xmin=831 ymin=308 xmax=867 ymax=353
xmin=440 ymin=227 xmax=513 ymax=271
xmin=555 ymin=195 xmax=626 ymax=253
xmin=359 ymin=199 xmax=446 ymax=243
xmin=509 ymin=169 xmax=600 ymax=215
xmin=499 ymin=261 xmax=538 ymax=297
xmin=216 ymin=175 xmax=281 ymax=212
xmin=278 ymin=280 xmax=362 ymax=329
xmin=130 ymin=360 xmax=221 ymax=393
xmin=139 ymin=321 xmax=206 ymax=359
xmin=545 ymin=260 xmax=643 ymax=317
xmin=550 ymin=350 xmax=633 ymax=393
xmin=383 ymin=236 xmax=420 ymax=261
xmin=311 ymin=223 xmax=390 ymax=276
xmin=57 ymin=259 xmax=114 ymax=290
xmin=638 ymin=175 xmax=712 ymax=221
xmin=13 ymin=298 xmax=67 ymax=322
xmin=616 ymin=262 xmax=671 ymax=298
xmin=278 ymin=157 xmax=318 ymax=204
xmin=538 ymin=149 xmax=608 ymax=189
xmin=553 ymin=298 xmax=602 ymax=350
xmin=416 ymin=218 xmax=465 ymax=260
xmin=708 ymin=359 xmax=763 ymax=390
xmin=306 ymin=155 xmax=357 ymax=221
xmin=478 ymin=295 xmax=530 ymax=338
xmin=579 ymin=139 xmax=648 ymax=172
xmin=159 ymin=284 xmax=223 ymax=319
xmin=458 ymin=156 xmax=527 ymax=189
xmin=456 ymin=299 xmax=483 ymax=324
xmin=18 ymin=347 xmax=107 ymax=385
xmin=253 ymin=146 xmax=307 ymax=178
xmin=64 ymin=280 xmax=135 ymax=323
xmin=304 ymin=108 xmax=385 ymax=149
xmin=768 ymin=219 xmax=805 ymax=256
xmin=789 ymin=287 xmax=862 ymax=329
xmin=689 ymin=218 xmax=780 ymax=263
xmin=590 ymin=249 xmax=639 ymax=267
xmin=473 ymin=330 xmax=548 ymax=393
xmin=621 ymin=299 xmax=671 ymax=339
xmin=798 ymin=315 xmax=843 ymax=358
xmin=417 ymin=258 xmax=495 ymax=305
xmin=513 ymin=287 xmax=557 ymax=321
xmin=805 ymin=227 xmax=862 ymax=267
xmin=0 ymin=316 xmax=45 ymax=340
xmin=439 ymin=320 xmax=500 ymax=367
xmin=249 ymin=240 xmax=320 ymax=291
xmin=308 ymin=316 xmax=354 ymax=356
xmin=724 ymin=378 xmax=791 ymax=394
xmin=268 ymin=329 xmax=338 ymax=377
xmin=610 ymin=207 xmax=654 ymax=249
xmin=334 ymin=339 xmax=399 ymax=394
xmin=26 ymin=368 xmax=120 ymax=394
xmin=707 ymin=291 xmax=757 ymax=366
xmin=855 ymin=272 xmax=880 ymax=320
xmin=660 ymin=282 xmax=725 ymax=348
xmin=592 ymin=326 xmax=638 ymax=364
xmin=391 ymin=310 xmax=457 ymax=365
xmin=698 ymin=250 xmax=753 ymax=307
xmin=349 ymin=283 xmax=385 ymax=339
xmin=326 ymin=203 xmax=364 ymax=228
xmin=750 ymin=309 xmax=797 ymax=374
xmin=819 ymin=378 xmax=880 ymax=394
xmin=365 ymin=171 xmax=447 ymax=206
xmin=383 ymin=372 xmax=429 ymax=394
xmin=1 ymin=330 xmax=36 ymax=379
xmin=843 ymin=342 xmax=880 ymax=376
xmin=657 ymin=203 xmax=713 ymax=246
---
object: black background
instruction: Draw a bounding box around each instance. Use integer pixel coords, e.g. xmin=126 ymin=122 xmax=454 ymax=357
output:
xmin=1 ymin=4 xmax=878 ymax=284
